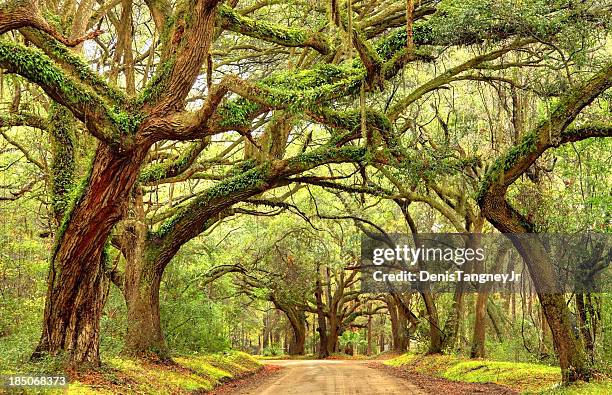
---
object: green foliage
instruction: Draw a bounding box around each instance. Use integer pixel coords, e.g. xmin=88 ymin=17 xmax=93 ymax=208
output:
xmin=262 ymin=345 xmax=283 ymax=356
xmin=218 ymin=98 xmax=260 ymax=128
xmin=159 ymin=248 xmax=232 ymax=354
xmin=0 ymin=238 xmax=47 ymax=374
xmin=36 ymin=32 xmax=127 ymax=105
xmin=339 ymin=331 xmax=366 ymax=349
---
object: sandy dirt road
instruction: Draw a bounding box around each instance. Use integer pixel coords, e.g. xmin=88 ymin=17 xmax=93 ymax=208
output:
xmin=230 ymin=359 xmax=424 ymax=395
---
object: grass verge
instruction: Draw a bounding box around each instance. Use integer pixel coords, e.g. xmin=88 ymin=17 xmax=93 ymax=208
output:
xmin=384 ymin=353 xmax=610 ymax=394
xmin=6 ymin=351 xmax=261 ymax=394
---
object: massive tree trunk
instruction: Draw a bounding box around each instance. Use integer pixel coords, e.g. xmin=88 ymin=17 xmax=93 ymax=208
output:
xmin=273 ymin=300 xmax=307 ymax=355
xmin=286 ymin=310 xmax=307 ymax=355
xmin=470 ymin=231 xmax=488 ymax=358
xmin=34 ymin=144 xmax=149 ymax=366
xmin=576 ymin=294 xmax=595 ymax=362
xmin=327 ymin=318 xmax=340 ymax=354
xmin=124 ymin=264 xmax=166 ymax=357
xmin=421 ymin=290 xmax=443 ymax=354
xmin=441 ymin=284 xmax=464 ymax=351
xmin=113 ymin=189 xmax=169 ymax=358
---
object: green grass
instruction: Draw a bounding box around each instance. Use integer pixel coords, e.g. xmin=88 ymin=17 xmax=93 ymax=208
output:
xmin=442 ymin=360 xmax=559 ymax=392
xmin=10 ymin=351 xmax=261 ymax=394
xmin=384 ymin=353 xmax=611 ymax=394
xmin=535 ymin=380 xmax=612 ymax=394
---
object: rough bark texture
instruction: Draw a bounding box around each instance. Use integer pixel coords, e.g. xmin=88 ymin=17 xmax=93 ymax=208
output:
xmin=471 ymin=291 xmax=488 ymax=358
xmin=387 ymin=296 xmax=410 ymax=352
xmin=123 ymin=263 xmax=166 ymax=357
xmin=286 ymin=310 xmax=307 ymax=355
xmin=34 ymin=144 xmax=149 ymax=366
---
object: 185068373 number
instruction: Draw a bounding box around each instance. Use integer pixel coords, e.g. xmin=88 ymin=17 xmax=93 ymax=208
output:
xmin=2 ymin=374 xmax=68 ymax=388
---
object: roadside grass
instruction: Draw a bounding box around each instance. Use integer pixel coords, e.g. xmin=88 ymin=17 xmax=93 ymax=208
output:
xmin=5 ymin=351 xmax=261 ymax=394
xmin=384 ymin=353 xmax=611 ymax=394
xmin=536 ymin=380 xmax=612 ymax=394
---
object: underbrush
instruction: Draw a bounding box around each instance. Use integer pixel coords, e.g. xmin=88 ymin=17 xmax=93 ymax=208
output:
xmin=384 ymin=353 xmax=610 ymax=394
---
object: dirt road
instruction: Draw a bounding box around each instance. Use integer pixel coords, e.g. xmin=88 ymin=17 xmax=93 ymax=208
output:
xmin=228 ymin=359 xmax=424 ymax=395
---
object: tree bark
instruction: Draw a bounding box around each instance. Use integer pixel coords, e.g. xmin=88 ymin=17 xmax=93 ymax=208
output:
xmin=122 ymin=246 xmax=167 ymax=358
xmin=275 ymin=302 xmax=307 ymax=355
xmin=421 ymin=290 xmax=443 ymax=354
xmin=314 ymin=274 xmax=329 ymax=358
xmin=387 ymin=296 xmax=409 ymax=353
xmin=471 ymin=291 xmax=488 ymax=358
xmin=34 ymin=144 xmax=149 ymax=366
xmin=112 ymin=189 xmax=169 ymax=358
xmin=576 ymin=293 xmax=594 ymax=362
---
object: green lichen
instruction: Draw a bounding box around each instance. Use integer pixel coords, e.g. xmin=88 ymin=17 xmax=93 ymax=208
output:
xmin=139 ymin=142 xmax=203 ymax=183
xmin=137 ymin=57 xmax=176 ymax=106
xmin=110 ymin=109 xmax=143 ymax=135
xmin=0 ymin=40 xmax=138 ymax=145
xmin=152 ymin=164 xmax=271 ymax=239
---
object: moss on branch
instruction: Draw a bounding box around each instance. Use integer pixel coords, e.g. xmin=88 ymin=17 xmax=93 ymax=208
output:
xmin=218 ymin=5 xmax=334 ymax=55
xmin=140 ymin=141 xmax=208 ymax=184
xmin=0 ymin=41 xmax=141 ymax=147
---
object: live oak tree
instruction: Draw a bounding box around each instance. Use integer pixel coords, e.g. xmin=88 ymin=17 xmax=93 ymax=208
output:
xmin=477 ymin=66 xmax=612 ymax=382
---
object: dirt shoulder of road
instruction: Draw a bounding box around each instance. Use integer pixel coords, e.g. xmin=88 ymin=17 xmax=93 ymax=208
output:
xmin=208 ymin=364 xmax=283 ymax=394
xmin=371 ymin=362 xmax=518 ymax=395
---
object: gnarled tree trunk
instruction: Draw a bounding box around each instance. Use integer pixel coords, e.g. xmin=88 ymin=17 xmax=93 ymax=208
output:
xmin=34 ymin=144 xmax=149 ymax=366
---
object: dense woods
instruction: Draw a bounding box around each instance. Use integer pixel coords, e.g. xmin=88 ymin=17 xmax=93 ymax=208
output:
xmin=0 ymin=0 xmax=610 ymax=393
